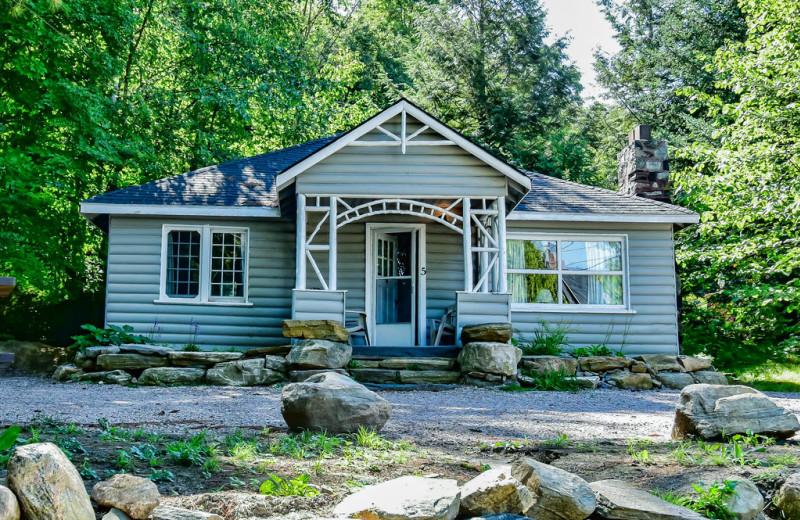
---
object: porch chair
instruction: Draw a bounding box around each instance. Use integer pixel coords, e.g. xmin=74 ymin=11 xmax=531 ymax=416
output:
xmin=345 ymin=310 xmax=370 ymax=346
xmin=430 ymin=305 xmax=456 ymax=346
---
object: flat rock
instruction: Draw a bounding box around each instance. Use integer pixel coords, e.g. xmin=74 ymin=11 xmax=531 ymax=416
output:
xmin=167 ymin=351 xmax=243 ymax=366
xmin=281 ymin=371 xmax=391 ymax=433
xmin=84 ymin=345 xmax=121 ymax=358
xmin=92 ymin=473 xmax=161 ymax=519
xmin=630 ymin=362 xmax=648 ymax=374
xmin=521 ymin=356 xmax=578 ymax=375
xmin=692 ymin=370 xmax=728 ymax=385
xmin=138 ymin=367 xmax=206 ymax=386
xmin=723 ymin=480 xmax=763 ymax=520
xmin=672 ymin=384 xmax=800 ymax=439
xmin=7 ymin=442 xmax=95 ymax=520
xmin=290 ymin=369 xmax=348 ymax=382
xmin=206 ymin=358 xmax=284 ymax=386
xmin=0 ymin=485 xmax=20 ymax=520
xmin=286 ymin=339 xmax=352 ymax=369
xmin=283 ymin=320 xmax=349 ymax=343
xmin=459 ymin=343 xmax=521 ymax=377
xmin=349 ymin=368 xmax=399 ymax=384
xmin=591 ymin=479 xmax=705 ymax=520
xmin=608 ymin=371 xmax=653 ymax=390
xmin=579 ymin=356 xmax=632 ymax=372
xmin=511 ymin=457 xmax=596 ymax=520
xmin=635 ymin=355 xmax=682 ymax=373
xmin=52 ymin=364 xmax=83 ymax=382
xmin=263 ymin=355 xmax=288 ymax=372
xmin=333 ymin=475 xmax=460 ymax=520
xmin=118 ymin=344 xmax=173 ymax=356
xmin=97 ymin=353 xmax=168 ymax=371
xmin=573 ymin=376 xmax=600 ymax=389
xmin=461 ymin=323 xmax=514 ymax=344
xmin=399 ymin=370 xmax=461 ymax=384
xmin=102 ymin=509 xmax=132 ymax=520
xmin=379 ymin=357 xmax=456 ymax=370
xmin=677 ymin=356 xmax=713 ymax=372
xmin=466 ymin=516 xmax=527 ymax=520
xmin=654 ymin=373 xmax=695 ymax=391
xmin=776 ymin=473 xmax=800 ymax=520
xmin=242 ymin=345 xmax=292 ymax=357
xmin=76 ymin=370 xmax=133 ymax=385
xmin=150 ymin=505 xmax=222 ymax=520
xmin=459 ymin=468 xmax=533 ymax=517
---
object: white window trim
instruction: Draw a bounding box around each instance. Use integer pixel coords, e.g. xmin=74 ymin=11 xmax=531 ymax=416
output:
xmin=156 ymin=224 xmax=251 ymax=306
xmin=507 ymin=232 xmax=632 ymax=314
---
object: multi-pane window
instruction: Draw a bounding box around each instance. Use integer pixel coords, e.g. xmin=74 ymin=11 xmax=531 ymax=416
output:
xmin=166 ymin=231 xmax=201 ymax=297
xmin=210 ymin=232 xmax=246 ymax=298
xmin=160 ymin=226 xmax=248 ymax=303
xmin=507 ymin=236 xmax=626 ymax=308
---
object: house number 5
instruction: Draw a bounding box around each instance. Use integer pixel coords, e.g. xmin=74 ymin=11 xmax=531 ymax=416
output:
xmin=420 ymin=267 xmax=427 ymax=276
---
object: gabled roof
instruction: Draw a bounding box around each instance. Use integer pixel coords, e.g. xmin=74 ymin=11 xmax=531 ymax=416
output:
xmin=510 ymin=171 xmax=699 ymax=224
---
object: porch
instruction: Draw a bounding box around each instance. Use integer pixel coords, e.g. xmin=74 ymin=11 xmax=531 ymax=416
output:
xmin=290 ymin=194 xmax=512 ymax=347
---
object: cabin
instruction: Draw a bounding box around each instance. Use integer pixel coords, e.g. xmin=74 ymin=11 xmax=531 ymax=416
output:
xmin=80 ymin=99 xmax=699 ymax=355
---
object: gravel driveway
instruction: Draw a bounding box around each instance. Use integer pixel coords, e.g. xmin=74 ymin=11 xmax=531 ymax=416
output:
xmin=2 ymin=374 xmax=799 ymax=445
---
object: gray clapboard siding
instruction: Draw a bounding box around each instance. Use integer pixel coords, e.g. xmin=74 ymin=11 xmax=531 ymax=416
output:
xmin=106 ymin=216 xmax=295 ymax=348
xmin=456 ymin=292 xmax=512 ymax=341
xmin=292 ymin=290 xmax=346 ymax=322
xmin=296 ymin=115 xmax=506 ymax=197
xmin=506 ymin=221 xmax=680 ymax=355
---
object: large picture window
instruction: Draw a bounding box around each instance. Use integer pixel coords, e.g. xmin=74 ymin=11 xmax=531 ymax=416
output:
xmin=507 ymin=235 xmax=627 ymax=310
xmin=159 ymin=225 xmax=249 ymax=304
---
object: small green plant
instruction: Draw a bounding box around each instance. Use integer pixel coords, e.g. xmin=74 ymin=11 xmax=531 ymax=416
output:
xmin=165 ymin=430 xmax=218 ymax=467
xmin=230 ymin=441 xmax=260 ymax=462
xmin=540 ymin=431 xmax=571 ymax=448
xmin=767 ymin=454 xmax=798 ymax=466
xmin=269 ymin=431 xmax=343 ymax=460
xmin=522 ymin=368 xmax=581 ymax=391
xmin=182 ymin=344 xmax=201 ymax=352
xmin=348 ymin=360 xmax=362 ymax=369
xmin=513 ymin=323 xmax=568 ymax=356
xmin=79 ymin=461 xmax=99 ymax=480
xmin=70 ymin=324 xmax=151 ymax=351
xmin=0 ymin=426 xmax=22 ymax=467
xmin=685 ymin=481 xmax=739 ymax=519
xmin=259 ymin=473 xmax=319 ymax=497
xmin=148 ymin=468 xmax=175 ymax=483
xmin=115 ymin=450 xmax=135 ymax=471
xmin=352 ymin=427 xmax=391 ymax=450
xmin=54 ymin=436 xmax=87 ymax=459
xmin=571 ymin=345 xmax=626 ymax=358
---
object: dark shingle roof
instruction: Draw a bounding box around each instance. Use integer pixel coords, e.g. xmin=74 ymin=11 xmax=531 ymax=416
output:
xmin=85 ymin=136 xmax=338 ymax=207
xmin=516 ymin=171 xmax=697 ymax=218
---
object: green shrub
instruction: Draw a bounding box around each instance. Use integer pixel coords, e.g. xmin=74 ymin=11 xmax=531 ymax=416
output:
xmin=522 ymin=368 xmax=581 ymax=391
xmin=571 ymin=345 xmax=625 ymax=358
xmin=70 ymin=324 xmax=151 ymax=351
xmin=654 ymin=481 xmax=738 ymax=520
xmin=259 ymin=473 xmax=319 ymax=497
xmin=513 ymin=323 xmax=568 ymax=356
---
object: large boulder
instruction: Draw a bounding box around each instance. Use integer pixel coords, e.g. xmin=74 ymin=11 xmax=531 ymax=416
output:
xmin=281 ymin=371 xmax=391 ymax=433
xmin=138 ymin=367 xmax=206 ymax=386
xmin=634 ymin=355 xmax=682 ymax=373
xmin=692 ymin=371 xmax=729 ymax=385
xmin=282 ymin=320 xmax=349 ymax=343
xmin=776 ymin=473 xmax=800 ymax=520
xmin=461 ymin=323 xmax=514 ymax=344
xmin=459 ymin=468 xmax=533 ymax=517
xmin=578 ymin=356 xmax=633 ymax=372
xmin=6 ymin=443 xmax=95 ymax=520
xmin=290 ymin=368 xmax=349 ymax=382
xmin=149 ymin=506 xmax=223 ymax=520
xmin=206 ymin=358 xmax=284 ymax=386
xmin=458 ymin=343 xmax=521 ymax=377
xmin=511 ymin=458 xmax=596 ymax=520
xmin=96 ymin=353 xmax=168 ymax=371
xmin=591 ymin=479 xmax=705 ymax=520
xmin=333 ymin=475 xmax=461 ymax=520
xmin=520 ymin=356 xmax=578 ymax=375
xmin=672 ymin=384 xmax=800 ymax=440
xmin=654 ymin=373 xmax=695 ymax=391
xmin=92 ymin=474 xmax=161 ymax=520
xmin=286 ymin=339 xmax=352 ymax=369
xmin=0 ymin=485 xmax=20 ymax=520
xmin=167 ymin=351 xmax=242 ymax=367
xmin=722 ymin=480 xmax=763 ymax=520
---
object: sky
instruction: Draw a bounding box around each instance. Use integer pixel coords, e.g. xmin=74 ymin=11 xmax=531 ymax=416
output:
xmin=539 ymin=0 xmax=621 ymax=100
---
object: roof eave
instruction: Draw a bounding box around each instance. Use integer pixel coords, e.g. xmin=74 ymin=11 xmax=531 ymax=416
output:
xmin=79 ymin=202 xmax=281 ymax=218
xmin=507 ymin=211 xmax=700 ymax=225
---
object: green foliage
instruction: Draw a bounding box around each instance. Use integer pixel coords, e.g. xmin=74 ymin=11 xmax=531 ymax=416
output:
xmin=655 ymin=481 xmax=738 ymax=520
xmin=268 ymin=431 xmax=343 ymax=460
xmin=539 ymin=432 xmax=571 ymax=449
xmin=258 ymin=473 xmax=319 ymax=497
xmin=148 ymin=468 xmax=175 ymax=483
xmin=521 ymin=368 xmax=581 ymax=392
xmin=70 ymin=324 xmax=151 ymax=351
xmin=513 ymin=324 xmax=568 ymax=356
xmin=165 ymin=430 xmax=218 ymax=467
xmin=0 ymin=425 xmax=21 ymax=468
xmin=571 ymin=345 xmax=625 ymax=358
xmin=79 ymin=461 xmax=99 ymax=480
xmin=352 ymin=427 xmax=392 ymax=451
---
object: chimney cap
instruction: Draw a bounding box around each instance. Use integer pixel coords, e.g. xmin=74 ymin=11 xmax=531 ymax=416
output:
xmin=628 ymin=125 xmax=651 ymax=144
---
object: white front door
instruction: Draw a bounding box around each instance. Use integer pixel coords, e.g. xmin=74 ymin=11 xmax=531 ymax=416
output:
xmin=368 ymin=225 xmax=425 ymax=346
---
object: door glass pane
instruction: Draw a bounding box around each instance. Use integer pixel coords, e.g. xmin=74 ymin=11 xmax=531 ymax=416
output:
xmin=376 ymin=279 xmax=413 ymax=323
xmin=561 ymin=241 xmax=622 ymax=271
xmin=508 ymin=273 xmax=558 ymax=304
xmin=375 ymin=232 xmax=414 ymax=325
xmin=562 ymin=274 xmax=623 ymax=305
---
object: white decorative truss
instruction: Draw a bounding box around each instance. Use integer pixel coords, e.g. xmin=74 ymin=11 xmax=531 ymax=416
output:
xmin=295 ymin=195 xmax=508 ymax=294
xmin=350 ymin=111 xmax=454 ymax=152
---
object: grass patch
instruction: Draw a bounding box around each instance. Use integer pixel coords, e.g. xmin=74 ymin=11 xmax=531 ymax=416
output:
xmin=737 ymin=362 xmax=800 ymax=392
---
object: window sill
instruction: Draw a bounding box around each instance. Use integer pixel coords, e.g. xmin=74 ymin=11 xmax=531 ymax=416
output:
xmin=153 ymin=299 xmax=253 ymax=307
xmin=510 ymin=305 xmax=636 ymax=315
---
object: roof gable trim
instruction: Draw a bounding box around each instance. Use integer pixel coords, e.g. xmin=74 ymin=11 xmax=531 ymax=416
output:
xmin=508 ymin=210 xmax=700 ymax=224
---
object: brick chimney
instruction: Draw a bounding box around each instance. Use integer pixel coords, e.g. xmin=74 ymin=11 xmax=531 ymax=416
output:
xmin=617 ymin=125 xmax=670 ymax=203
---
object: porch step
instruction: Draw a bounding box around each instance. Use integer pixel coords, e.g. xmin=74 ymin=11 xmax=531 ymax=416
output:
xmin=351 ymin=357 xmax=456 ymax=370
xmin=349 ymin=368 xmax=461 ymax=385
xmin=362 ymin=383 xmax=461 ymax=392
xmin=351 ymin=346 xmax=459 ymax=358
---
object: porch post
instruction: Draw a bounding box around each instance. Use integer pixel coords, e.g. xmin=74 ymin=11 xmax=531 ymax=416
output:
xmin=462 ymin=198 xmax=473 ymax=292
xmin=328 ymin=196 xmax=337 ymax=291
xmin=496 ymin=196 xmax=508 ymax=293
xmin=295 ymin=194 xmax=307 ymax=290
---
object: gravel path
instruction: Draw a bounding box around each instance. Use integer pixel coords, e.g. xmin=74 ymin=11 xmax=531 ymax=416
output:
xmin=2 ymin=374 xmax=799 ymax=445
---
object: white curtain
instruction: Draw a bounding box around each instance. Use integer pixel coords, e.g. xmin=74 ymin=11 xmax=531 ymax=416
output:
xmin=586 ymin=241 xmax=621 ymax=305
